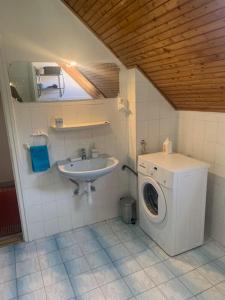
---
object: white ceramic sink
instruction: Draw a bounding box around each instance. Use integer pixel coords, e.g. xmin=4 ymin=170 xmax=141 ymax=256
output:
xmin=57 ymin=156 xmax=119 ymax=182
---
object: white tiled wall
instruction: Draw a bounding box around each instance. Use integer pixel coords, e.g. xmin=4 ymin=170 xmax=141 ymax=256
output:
xmin=177 ymin=111 xmax=225 ymax=246
xmin=127 ymin=69 xmax=178 ymax=199
xmin=14 ymin=99 xmax=129 ymax=240
xmin=0 ymin=0 xmax=179 ymax=241
xmin=11 ymin=68 xmax=178 ymax=241
xmin=135 ymin=70 xmax=177 ymax=155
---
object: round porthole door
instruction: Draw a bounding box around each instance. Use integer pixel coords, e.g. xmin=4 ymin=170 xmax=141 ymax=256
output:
xmin=141 ymin=177 xmax=167 ymax=223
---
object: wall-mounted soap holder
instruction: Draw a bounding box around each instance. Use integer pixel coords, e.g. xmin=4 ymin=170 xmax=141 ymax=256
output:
xmin=24 ymin=131 xmax=49 ymax=150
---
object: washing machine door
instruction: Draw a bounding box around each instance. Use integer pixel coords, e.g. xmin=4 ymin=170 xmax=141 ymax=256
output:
xmin=141 ymin=176 xmax=167 ymax=223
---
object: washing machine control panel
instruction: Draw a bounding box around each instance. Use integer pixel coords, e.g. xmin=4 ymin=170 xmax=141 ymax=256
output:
xmin=138 ymin=158 xmax=174 ymax=188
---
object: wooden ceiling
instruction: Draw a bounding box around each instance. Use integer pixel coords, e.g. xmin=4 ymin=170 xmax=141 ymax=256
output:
xmin=63 ymin=0 xmax=225 ymax=112
xmin=77 ymin=63 xmax=120 ymax=98
xmin=61 ymin=63 xmax=119 ymax=98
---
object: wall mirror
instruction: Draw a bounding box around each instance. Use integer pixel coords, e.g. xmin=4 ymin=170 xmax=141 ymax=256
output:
xmin=8 ymin=61 xmax=120 ymax=102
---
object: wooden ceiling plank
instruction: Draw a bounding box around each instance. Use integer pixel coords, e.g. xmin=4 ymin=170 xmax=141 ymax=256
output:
xmin=122 ymin=15 xmax=225 ymax=66
xmin=124 ymin=33 xmax=225 ymax=68
xmin=149 ymin=63 xmax=225 ymax=77
xmin=98 ymin=0 xmax=170 ymax=39
xmin=148 ymin=60 xmax=225 ymax=75
xmin=91 ymin=0 xmax=153 ymax=32
xmin=77 ymin=0 xmax=98 ymax=15
xmin=143 ymin=56 xmax=225 ymax=72
xmin=136 ymin=46 xmax=225 ymax=70
xmin=166 ymin=93 xmax=225 ymax=98
xmin=84 ymin=0 xmax=122 ymax=25
xmin=103 ymin=0 xmax=190 ymax=45
xmin=70 ymin=0 xmax=85 ymax=12
xmin=80 ymin=0 xmax=109 ymax=22
xmin=157 ymin=80 xmax=225 ymax=87
xmin=109 ymin=0 xmax=212 ymax=51
xmin=151 ymin=71 xmax=225 ymax=82
xmin=124 ymin=36 xmax=225 ymax=70
xmin=173 ymin=102 xmax=225 ymax=106
xmin=112 ymin=0 xmax=220 ymax=54
xmin=158 ymin=81 xmax=225 ymax=87
xmin=171 ymin=98 xmax=225 ymax=102
xmin=65 ymin=0 xmax=74 ymax=7
xmin=144 ymin=56 xmax=225 ymax=73
xmin=150 ymin=66 xmax=225 ymax=78
xmin=118 ymin=15 xmax=225 ymax=62
xmin=173 ymin=102 xmax=225 ymax=107
xmin=163 ymin=87 xmax=225 ymax=92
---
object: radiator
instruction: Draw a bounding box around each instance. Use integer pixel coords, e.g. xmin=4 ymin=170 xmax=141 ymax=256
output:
xmin=0 ymin=182 xmax=22 ymax=237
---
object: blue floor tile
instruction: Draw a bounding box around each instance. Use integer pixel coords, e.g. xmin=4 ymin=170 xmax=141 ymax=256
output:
xmin=15 ymin=243 xmax=37 ymax=263
xmin=0 ymin=250 xmax=15 ymax=268
xmin=18 ymin=288 xmax=46 ymax=300
xmin=0 ymin=218 xmax=224 ymax=300
xmin=38 ymin=250 xmax=62 ymax=270
xmin=36 ymin=237 xmax=58 ymax=256
xmin=79 ymin=239 xmax=102 ymax=254
xmin=17 ymin=272 xmax=43 ymax=296
xmin=16 ymin=257 xmax=40 ymax=278
xmin=0 ymin=279 xmax=17 ymax=300
xmin=85 ymin=249 xmax=111 ymax=269
xmin=65 ymin=256 xmax=90 ymax=277
xmin=70 ymin=271 xmax=98 ymax=297
xmin=42 ymin=264 xmax=68 ymax=287
xmin=45 ymin=278 xmax=74 ymax=300
xmin=0 ymin=263 xmax=16 ymax=284
xmin=55 ymin=232 xmax=76 ymax=249
xmin=59 ymin=244 xmax=83 ymax=262
xmin=106 ymin=243 xmax=130 ymax=261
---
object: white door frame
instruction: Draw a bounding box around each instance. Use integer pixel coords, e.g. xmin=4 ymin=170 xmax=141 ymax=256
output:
xmin=0 ymin=36 xmax=29 ymax=241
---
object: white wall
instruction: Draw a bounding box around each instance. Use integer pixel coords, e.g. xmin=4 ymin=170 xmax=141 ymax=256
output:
xmin=135 ymin=70 xmax=177 ymax=155
xmin=177 ymin=111 xmax=225 ymax=246
xmin=14 ymin=100 xmax=128 ymax=240
xmin=0 ymin=0 xmax=121 ymax=65
xmin=127 ymin=69 xmax=178 ymax=199
xmin=0 ymin=0 xmax=129 ymax=240
xmin=0 ymin=98 xmax=14 ymax=184
xmin=0 ymin=0 xmax=178 ymax=241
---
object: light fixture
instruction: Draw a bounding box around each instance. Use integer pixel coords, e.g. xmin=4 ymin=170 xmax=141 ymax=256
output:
xmin=65 ymin=61 xmax=77 ymax=68
xmin=69 ymin=61 xmax=77 ymax=67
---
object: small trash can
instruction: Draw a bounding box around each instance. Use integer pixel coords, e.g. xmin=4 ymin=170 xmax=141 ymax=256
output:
xmin=120 ymin=196 xmax=136 ymax=224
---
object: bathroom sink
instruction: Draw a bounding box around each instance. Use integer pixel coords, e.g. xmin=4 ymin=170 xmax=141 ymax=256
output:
xmin=57 ymin=156 xmax=119 ymax=182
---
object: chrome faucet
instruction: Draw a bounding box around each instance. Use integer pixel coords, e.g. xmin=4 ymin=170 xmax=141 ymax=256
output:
xmin=80 ymin=148 xmax=87 ymax=160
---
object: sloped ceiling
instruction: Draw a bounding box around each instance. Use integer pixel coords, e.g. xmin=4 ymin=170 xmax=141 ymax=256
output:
xmin=77 ymin=63 xmax=120 ymax=98
xmin=63 ymin=0 xmax=225 ymax=112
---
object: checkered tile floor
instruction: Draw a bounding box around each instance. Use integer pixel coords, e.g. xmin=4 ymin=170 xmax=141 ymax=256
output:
xmin=0 ymin=218 xmax=225 ymax=299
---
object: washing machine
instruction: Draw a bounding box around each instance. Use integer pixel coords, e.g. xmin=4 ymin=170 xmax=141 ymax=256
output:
xmin=138 ymin=152 xmax=209 ymax=256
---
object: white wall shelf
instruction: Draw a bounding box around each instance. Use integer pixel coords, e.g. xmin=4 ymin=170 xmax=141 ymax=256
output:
xmin=51 ymin=120 xmax=110 ymax=131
